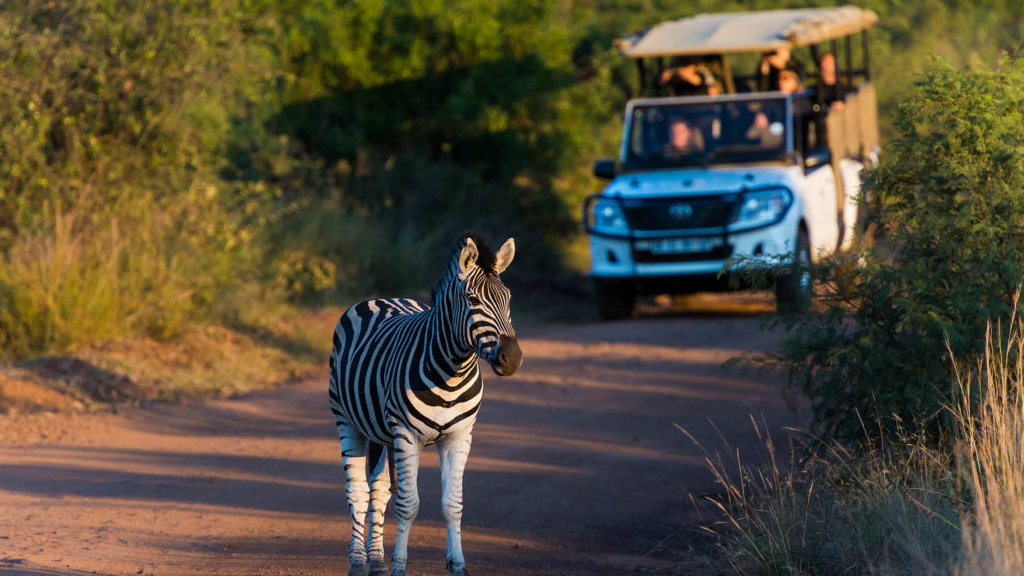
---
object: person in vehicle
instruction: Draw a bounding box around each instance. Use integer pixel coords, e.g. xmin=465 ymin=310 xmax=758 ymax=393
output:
xmin=745 ymin=68 xmax=802 ymax=148
xmin=745 ymin=107 xmax=784 ymax=148
xmin=777 ymin=67 xmax=803 ymax=94
xmin=817 ymin=52 xmax=846 ymax=109
xmin=755 ymin=46 xmax=805 ymax=91
xmin=664 ymin=116 xmax=704 ymax=155
xmin=658 ymin=56 xmax=719 ymax=96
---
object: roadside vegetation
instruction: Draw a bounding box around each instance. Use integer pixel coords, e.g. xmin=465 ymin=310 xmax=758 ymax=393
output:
xmin=692 ymin=301 xmax=1024 ymax=576
xmin=703 ymin=52 xmax=1024 ymax=575
xmin=1 ymin=0 xmax=1024 ymax=572
xmin=753 ymin=56 xmax=1024 ymax=443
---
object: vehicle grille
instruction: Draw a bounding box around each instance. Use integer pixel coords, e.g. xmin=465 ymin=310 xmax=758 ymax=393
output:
xmin=621 ymin=195 xmax=739 ymax=231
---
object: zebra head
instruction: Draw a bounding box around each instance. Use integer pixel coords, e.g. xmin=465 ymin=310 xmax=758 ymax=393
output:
xmin=453 ymin=233 xmax=522 ymax=377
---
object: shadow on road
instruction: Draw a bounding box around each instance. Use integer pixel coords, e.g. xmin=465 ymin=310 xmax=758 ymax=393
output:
xmin=0 ymin=308 xmax=803 ymax=575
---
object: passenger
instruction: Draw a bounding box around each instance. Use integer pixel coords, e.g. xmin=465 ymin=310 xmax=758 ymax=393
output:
xmin=818 ymin=52 xmax=846 ymax=109
xmin=755 ymin=46 xmax=805 ymax=92
xmin=664 ymin=117 xmax=704 ymax=155
xmin=745 ymin=107 xmax=783 ymax=148
xmin=746 ymin=67 xmax=801 ymax=144
xmin=746 ymin=66 xmax=800 ymax=150
xmin=750 ymin=68 xmax=817 ymax=150
xmin=777 ymin=67 xmax=803 ymax=94
xmin=659 ymin=56 xmax=717 ymax=97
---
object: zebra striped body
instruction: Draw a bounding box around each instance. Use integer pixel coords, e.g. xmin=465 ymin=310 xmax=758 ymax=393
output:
xmin=329 ymin=233 xmax=521 ymax=576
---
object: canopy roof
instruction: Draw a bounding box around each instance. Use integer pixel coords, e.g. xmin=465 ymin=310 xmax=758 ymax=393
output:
xmin=618 ymin=6 xmax=878 ymax=58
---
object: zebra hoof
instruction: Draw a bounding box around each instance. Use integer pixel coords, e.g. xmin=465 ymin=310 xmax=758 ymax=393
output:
xmin=387 ymin=569 xmax=406 ymax=576
xmin=367 ymin=563 xmax=388 ymax=576
xmin=347 ymin=565 xmax=368 ymax=576
xmin=446 ymin=558 xmax=469 ymax=575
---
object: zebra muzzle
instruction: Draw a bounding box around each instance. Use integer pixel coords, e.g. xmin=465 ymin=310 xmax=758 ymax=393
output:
xmin=491 ymin=334 xmax=522 ymax=376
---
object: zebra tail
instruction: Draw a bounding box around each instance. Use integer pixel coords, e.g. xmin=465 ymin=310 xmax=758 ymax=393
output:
xmin=388 ymin=446 xmax=397 ymax=494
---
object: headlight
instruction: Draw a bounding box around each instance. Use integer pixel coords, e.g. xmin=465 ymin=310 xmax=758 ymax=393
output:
xmin=587 ymin=197 xmax=630 ymax=236
xmin=728 ymin=189 xmax=792 ymax=232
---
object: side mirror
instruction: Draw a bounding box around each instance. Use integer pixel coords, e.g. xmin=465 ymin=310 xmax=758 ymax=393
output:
xmin=804 ymin=148 xmax=832 ymax=170
xmin=592 ymin=159 xmax=616 ymax=180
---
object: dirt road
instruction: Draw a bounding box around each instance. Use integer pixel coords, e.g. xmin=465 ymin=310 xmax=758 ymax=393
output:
xmin=0 ymin=297 xmax=804 ymax=576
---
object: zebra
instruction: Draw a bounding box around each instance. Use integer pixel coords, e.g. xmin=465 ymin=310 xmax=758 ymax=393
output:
xmin=329 ymin=232 xmax=523 ymax=576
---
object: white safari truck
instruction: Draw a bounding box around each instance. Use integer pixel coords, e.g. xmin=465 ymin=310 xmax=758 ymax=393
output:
xmin=583 ymin=6 xmax=880 ymax=318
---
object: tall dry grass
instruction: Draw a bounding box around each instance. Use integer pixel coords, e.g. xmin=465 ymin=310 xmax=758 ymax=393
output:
xmin=0 ymin=182 xmax=270 ymax=360
xmin=683 ymin=418 xmax=960 ymax=576
xmin=952 ymin=299 xmax=1024 ymax=576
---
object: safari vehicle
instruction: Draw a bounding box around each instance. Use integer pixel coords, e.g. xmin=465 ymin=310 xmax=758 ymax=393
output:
xmin=583 ymin=6 xmax=880 ymax=318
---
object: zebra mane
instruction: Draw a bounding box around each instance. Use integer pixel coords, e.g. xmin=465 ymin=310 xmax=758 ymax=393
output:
xmin=430 ymin=231 xmax=498 ymax=306
xmin=459 ymin=230 xmax=497 ymax=275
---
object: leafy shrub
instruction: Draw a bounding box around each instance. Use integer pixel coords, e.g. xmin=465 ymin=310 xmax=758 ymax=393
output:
xmin=250 ymin=0 xmax=634 ymax=299
xmin=0 ymin=1 xmax=286 ymax=358
xmin=754 ymin=56 xmax=1024 ymax=442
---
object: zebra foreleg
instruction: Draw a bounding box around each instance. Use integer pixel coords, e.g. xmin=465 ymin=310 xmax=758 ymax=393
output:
xmin=389 ymin=430 xmax=422 ymax=576
xmin=338 ymin=425 xmax=371 ymax=576
xmin=438 ymin=431 xmax=473 ymax=576
xmin=366 ymin=443 xmax=392 ymax=576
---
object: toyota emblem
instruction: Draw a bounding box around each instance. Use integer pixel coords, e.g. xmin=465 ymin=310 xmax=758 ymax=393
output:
xmin=668 ymin=203 xmax=693 ymax=220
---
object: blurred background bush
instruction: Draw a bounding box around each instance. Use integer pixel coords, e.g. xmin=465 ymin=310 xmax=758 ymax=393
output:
xmin=0 ymin=0 xmax=1020 ymax=360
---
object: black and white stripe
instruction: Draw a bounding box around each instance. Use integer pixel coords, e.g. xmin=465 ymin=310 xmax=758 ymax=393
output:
xmin=329 ymin=232 xmax=522 ymax=576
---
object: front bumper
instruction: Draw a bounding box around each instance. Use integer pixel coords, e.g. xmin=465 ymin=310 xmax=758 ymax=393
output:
xmin=588 ymin=216 xmax=800 ymax=294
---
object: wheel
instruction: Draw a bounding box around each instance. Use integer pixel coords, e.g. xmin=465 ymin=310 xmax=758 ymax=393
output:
xmin=595 ymin=280 xmax=636 ymax=320
xmin=775 ymin=229 xmax=812 ymax=313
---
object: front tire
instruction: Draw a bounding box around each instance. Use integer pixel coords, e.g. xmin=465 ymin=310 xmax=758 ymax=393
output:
xmin=775 ymin=229 xmax=812 ymax=313
xmin=595 ymin=280 xmax=636 ymax=320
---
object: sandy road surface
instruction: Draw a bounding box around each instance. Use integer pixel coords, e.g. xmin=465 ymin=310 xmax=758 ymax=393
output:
xmin=0 ymin=299 xmax=804 ymax=575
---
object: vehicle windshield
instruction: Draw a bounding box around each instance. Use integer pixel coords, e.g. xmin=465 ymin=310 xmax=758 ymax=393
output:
xmin=623 ymin=96 xmax=792 ymax=169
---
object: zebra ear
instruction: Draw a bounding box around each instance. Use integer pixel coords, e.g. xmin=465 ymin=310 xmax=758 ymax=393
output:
xmin=458 ymin=237 xmax=479 ymax=276
xmin=493 ymin=238 xmax=515 ymax=274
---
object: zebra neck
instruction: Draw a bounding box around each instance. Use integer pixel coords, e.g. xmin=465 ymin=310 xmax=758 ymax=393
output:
xmin=421 ymin=302 xmax=477 ymax=373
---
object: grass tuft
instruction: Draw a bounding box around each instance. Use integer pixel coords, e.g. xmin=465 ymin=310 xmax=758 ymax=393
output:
xmin=681 ymin=417 xmax=961 ymax=575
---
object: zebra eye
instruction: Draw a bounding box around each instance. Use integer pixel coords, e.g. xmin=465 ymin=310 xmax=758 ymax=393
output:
xmin=467 ymin=295 xmax=481 ymax=307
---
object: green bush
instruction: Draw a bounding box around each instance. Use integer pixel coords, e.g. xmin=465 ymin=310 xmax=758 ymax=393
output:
xmin=251 ymin=0 xmax=631 ymax=298
xmin=0 ymin=0 xmax=284 ymax=358
xmin=755 ymin=56 xmax=1024 ymax=442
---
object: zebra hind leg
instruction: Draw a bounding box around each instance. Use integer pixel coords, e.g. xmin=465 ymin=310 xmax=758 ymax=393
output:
xmin=366 ymin=442 xmax=392 ymax=576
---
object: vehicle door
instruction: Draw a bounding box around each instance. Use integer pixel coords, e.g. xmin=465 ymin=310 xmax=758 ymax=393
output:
xmin=793 ymin=94 xmax=840 ymax=258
